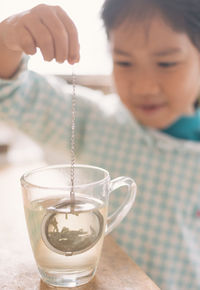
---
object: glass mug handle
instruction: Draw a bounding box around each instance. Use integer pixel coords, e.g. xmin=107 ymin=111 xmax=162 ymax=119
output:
xmin=105 ymin=176 xmax=137 ymax=235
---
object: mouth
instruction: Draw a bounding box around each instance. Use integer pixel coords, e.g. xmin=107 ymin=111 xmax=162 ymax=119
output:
xmin=135 ymin=103 xmax=167 ymax=114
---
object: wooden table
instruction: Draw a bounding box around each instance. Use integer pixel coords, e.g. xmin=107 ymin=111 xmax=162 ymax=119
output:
xmin=0 ymin=163 xmax=160 ymax=290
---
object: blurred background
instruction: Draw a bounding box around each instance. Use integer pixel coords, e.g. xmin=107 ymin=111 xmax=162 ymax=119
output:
xmin=0 ymin=0 xmax=113 ymax=166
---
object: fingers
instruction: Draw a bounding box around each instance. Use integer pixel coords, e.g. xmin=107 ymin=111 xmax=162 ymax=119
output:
xmin=2 ymin=4 xmax=80 ymax=64
xmin=18 ymin=25 xmax=37 ymax=55
xmin=21 ymin=13 xmax=55 ymax=61
xmin=32 ymin=5 xmax=68 ymax=63
xmin=31 ymin=4 xmax=80 ymax=64
xmin=55 ymin=6 xmax=80 ymax=64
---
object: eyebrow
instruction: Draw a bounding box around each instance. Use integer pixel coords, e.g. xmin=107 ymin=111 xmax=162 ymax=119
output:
xmin=153 ymin=48 xmax=183 ymax=57
xmin=113 ymin=47 xmax=183 ymax=57
xmin=113 ymin=49 xmax=132 ymax=57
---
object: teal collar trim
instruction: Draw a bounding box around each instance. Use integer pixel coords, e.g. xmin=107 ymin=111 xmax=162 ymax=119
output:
xmin=161 ymin=109 xmax=200 ymax=142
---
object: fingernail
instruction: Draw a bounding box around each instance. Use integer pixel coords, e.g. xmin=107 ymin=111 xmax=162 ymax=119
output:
xmin=70 ymin=55 xmax=79 ymax=64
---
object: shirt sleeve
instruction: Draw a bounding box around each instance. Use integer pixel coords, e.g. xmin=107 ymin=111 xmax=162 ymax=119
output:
xmin=0 ymin=57 xmax=93 ymax=154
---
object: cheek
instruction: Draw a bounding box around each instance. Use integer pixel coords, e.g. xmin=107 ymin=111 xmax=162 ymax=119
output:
xmin=164 ymin=64 xmax=200 ymax=110
xmin=112 ymin=69 xmax=129 ymax=96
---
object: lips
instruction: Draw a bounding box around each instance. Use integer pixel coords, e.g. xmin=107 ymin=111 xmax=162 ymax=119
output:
xmin=135 ymin=103 xmax=167 ymax=113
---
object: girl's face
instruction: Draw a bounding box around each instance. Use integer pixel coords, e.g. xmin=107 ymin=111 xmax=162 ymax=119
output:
xmin=110 ymin=14 xmax=200 ymax=129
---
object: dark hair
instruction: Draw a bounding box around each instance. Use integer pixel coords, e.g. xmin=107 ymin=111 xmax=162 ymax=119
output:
xmin=101 ymin=0 xmax=200 ymax=51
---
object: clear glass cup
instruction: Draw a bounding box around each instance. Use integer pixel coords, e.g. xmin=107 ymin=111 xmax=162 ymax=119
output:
xmin=20 ymin=164 xmax=137 ymax=288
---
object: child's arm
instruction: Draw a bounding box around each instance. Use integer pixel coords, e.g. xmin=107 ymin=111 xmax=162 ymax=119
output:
xmin=0 ymin=4 xmax=80 ymax=79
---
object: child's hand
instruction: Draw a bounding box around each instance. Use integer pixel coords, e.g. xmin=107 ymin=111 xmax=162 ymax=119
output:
xmin=1 ymin=4 xmax=80 ymax=64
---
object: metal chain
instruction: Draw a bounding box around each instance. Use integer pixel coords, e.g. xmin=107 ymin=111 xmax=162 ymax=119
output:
xmin=70 ymin=69 xmax=76 ymax=204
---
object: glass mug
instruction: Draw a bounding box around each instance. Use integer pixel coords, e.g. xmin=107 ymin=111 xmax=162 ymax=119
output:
xmin=20 ymin=164 xmax=137 ymax=288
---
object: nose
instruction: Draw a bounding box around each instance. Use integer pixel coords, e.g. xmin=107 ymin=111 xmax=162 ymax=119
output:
xmin=130 ymin=68 xmax=160 ymax=98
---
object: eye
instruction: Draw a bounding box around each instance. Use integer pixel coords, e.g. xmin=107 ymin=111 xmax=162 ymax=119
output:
xmin=158 ymin=62 xmax=177 ymax=68
xmin=115 ymin=61 xmax=132 ymax=67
